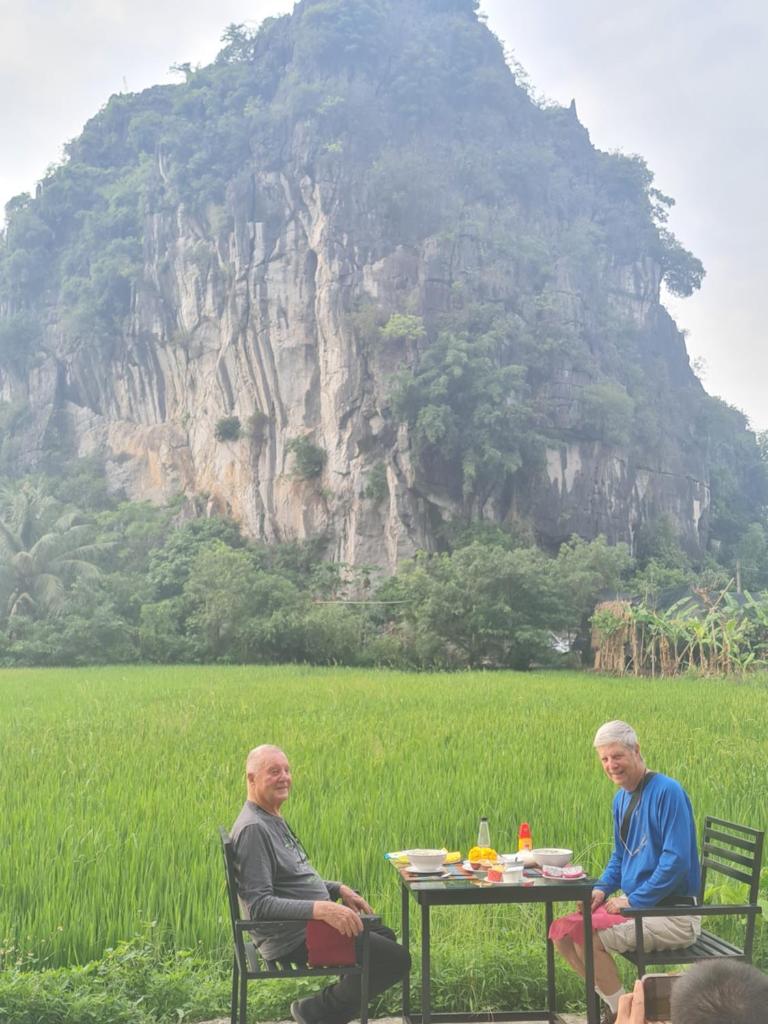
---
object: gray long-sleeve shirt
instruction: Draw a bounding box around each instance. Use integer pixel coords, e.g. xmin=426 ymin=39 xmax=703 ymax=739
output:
xmin=231 ymin=800 xmax=341 ymax=959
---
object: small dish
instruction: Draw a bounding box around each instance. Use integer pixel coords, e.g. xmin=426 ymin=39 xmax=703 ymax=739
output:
xmin=462 ymin=860 xmax=486 ymax=874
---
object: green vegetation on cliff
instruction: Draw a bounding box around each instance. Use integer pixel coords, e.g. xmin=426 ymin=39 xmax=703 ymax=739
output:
xmin=0 ymin=3 xmax=708 ymax=383
xmin=0 ymin=0 xmax=765 ymax=587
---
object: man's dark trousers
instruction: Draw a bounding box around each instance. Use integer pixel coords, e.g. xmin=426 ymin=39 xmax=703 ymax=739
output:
xmin=269 ymin=921 xmax=410 ymax=1023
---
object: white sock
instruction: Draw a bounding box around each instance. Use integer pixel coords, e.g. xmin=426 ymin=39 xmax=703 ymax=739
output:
xmin=603 ymin=988 xmax=626 ymax=1013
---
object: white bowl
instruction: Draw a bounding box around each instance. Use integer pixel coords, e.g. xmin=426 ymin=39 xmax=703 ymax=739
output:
xmin=406 ymin=849 xmax=446 ymax=871
xmin=531 ymin=847 xmax=572 ymax=868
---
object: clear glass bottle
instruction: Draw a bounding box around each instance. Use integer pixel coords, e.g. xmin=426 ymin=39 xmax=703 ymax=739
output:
xmin=477 ymin=816 xmax=490 ymax=848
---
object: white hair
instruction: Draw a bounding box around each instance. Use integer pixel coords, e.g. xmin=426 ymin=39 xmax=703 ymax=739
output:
xmin=245 ymin=744 xmax=285 ymax=776
xmin=593 ymin=720 xmax=639 ymax=750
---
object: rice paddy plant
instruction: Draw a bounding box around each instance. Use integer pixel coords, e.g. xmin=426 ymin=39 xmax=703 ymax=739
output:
xmin=0 ymin=664 xmax=767 ymax=1015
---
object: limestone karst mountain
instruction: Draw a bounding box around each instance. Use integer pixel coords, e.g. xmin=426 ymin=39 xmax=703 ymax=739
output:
xmin=0 ymin=0 xmax=763 ymax=570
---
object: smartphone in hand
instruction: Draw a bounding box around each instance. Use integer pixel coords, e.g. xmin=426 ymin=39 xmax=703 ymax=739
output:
xmin=642 ymin=973 xmax=680 ymax=1022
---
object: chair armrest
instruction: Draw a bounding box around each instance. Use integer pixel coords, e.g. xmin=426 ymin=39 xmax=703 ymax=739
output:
xmin=620 ymin=904 xmax=762 ymax=919
xmin=236 ymin=913 xmax=381 ymax=932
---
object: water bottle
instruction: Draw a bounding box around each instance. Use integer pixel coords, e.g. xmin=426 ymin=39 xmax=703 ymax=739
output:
xmin=477 ymin=816 xmax=490 ymax=848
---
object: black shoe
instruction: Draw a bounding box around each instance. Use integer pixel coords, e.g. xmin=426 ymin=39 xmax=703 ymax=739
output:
xmin=291 ymin=998 xmax=321 ymax=1024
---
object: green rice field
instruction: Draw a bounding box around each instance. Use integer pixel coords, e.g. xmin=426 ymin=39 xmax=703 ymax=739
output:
xmin=1 ymin=665 xmax=767 ymax=1014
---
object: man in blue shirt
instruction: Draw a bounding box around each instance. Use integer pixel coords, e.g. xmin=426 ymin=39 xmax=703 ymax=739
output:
xmin=553 ymin=721 xmax=700 ymax=1024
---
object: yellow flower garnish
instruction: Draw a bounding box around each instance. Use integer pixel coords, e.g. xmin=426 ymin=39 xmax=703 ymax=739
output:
xmin=468 ymin=846 xmax=497 ymax=862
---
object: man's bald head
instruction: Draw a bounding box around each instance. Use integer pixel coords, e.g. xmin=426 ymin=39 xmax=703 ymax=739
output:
xmin=246 ymin=744 xmax=285 ymax=776
xmin=245 ymin=745 xmax=292 ymax=815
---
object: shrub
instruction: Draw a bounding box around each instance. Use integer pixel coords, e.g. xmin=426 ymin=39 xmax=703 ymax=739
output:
xmin=577 ymin=381 xmax=634 ymax=446
xmin=0 ymin=314 xmax=41 ymax=373
xmin=248 ymin=410 xmax=270 ymax=444
xmin=287 ymin=436 xmax=326 ymax=479
xmin=0 ymin=936 xmax=230 ymax=1024
xmin=364 ymin=462 xmax=389 ymax=503
xmin=138 ymin=599 xmax=198 ymax=662
xmin=300 ymin=604 xmax=363 ymax=664
xmin=380 ymin=313 xmax=426 ymax=344
xmin=214 ymin=416 xmax=241 ymax=442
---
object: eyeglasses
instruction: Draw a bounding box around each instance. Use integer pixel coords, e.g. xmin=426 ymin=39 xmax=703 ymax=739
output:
xmin=621 ymin=832 xmax=649 ymax=858
xmin=284 ymin=824 xmax=308 ymax=863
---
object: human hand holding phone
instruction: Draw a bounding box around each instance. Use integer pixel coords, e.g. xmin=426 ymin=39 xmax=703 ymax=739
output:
xmin=643 ymin=973 xmax=678 ymax=1022
xmin=616 ymin=980 xmax=646 ymax=1024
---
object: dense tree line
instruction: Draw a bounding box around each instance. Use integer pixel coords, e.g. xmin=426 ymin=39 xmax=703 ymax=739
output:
xmin=1 ymin=461 xmax=766 ymax=670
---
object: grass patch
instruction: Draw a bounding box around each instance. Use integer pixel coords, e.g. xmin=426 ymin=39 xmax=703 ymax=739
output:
xmin=0 ymin=665 xmax=766 ymax=1020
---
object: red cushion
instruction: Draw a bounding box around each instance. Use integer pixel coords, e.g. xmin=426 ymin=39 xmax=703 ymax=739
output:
xmin=306 ymin=919 xmax=357 ymax=966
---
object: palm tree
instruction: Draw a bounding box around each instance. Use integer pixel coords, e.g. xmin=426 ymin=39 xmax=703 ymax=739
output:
xmin=0 ymin=480 xmax=107 ymax=623
xmin=0 ymin=478 xmax=58 ymax=548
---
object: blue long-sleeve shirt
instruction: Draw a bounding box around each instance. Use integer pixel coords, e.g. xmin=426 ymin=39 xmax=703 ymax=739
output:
xmin=594 ymin=772 xmax=700 ymax=908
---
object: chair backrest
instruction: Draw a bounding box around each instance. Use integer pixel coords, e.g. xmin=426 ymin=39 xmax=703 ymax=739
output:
xmin=220 ymin=826 xmax=276 ymax=975
xmin=700 ymin=816 xmax=764 ymax=905
xmin=219 ymin=826 xmax=244 ymax=946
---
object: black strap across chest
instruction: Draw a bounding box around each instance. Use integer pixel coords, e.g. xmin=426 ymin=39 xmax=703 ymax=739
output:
xmin=620 ymin=770 xmax=656 ymax=846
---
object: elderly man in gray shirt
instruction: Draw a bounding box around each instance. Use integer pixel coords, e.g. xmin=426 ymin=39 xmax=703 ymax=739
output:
xmin=231 ymin=745 xmax=409 ymax=1024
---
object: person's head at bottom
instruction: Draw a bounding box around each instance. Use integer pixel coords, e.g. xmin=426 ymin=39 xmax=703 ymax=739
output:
xmin=671 ymin=959 xmax=768 ymax=1024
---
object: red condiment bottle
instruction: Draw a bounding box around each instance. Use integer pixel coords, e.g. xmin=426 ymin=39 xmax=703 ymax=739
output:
xmin=518 ymin=822 xmax=533 ymax=852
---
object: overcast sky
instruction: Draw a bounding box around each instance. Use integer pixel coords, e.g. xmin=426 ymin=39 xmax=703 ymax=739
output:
xmin=1 ymin=0 xmax=765 ymax=430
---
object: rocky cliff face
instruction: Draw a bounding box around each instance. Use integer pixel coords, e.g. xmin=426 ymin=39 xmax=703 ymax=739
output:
xmin=0 ymin=0 xmax=735 ymax=570
xmin=1 ymin=189 xmax=708 ymax=569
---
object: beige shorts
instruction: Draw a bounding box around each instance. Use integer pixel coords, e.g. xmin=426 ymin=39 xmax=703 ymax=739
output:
xmin=598 ymin=914 xmax=701 ymax=955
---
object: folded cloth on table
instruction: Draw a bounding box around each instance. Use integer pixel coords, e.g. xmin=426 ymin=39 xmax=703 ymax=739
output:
xmin=548 ymin=907 xmax=627 ymax=944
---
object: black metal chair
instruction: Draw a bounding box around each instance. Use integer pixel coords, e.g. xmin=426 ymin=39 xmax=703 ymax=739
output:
xmin=619 ymin=816 xmax=764 ymax=976
xmin=219 ymin=826 xmax=374 ymax=1024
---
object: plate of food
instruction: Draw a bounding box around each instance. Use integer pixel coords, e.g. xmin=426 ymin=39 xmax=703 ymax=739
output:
xmin=541 ymin=863 xmax=586 ymax=880
xmin=562 ymin=865 xmax=586 ymax=879
xmin=462 ymin=860 xmax=488 ymax=874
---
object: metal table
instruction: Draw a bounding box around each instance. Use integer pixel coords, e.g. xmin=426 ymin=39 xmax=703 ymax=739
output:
xmin=397 ymin=869 xmax=598 ymax=1024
